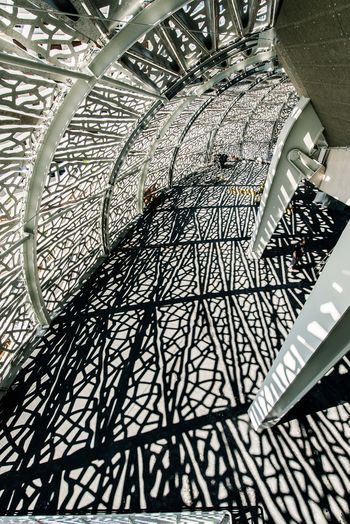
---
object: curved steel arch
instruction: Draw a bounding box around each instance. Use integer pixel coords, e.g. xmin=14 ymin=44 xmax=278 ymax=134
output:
xmin=100 ymin=44 xmax=276 ymax=252
xmin=0 ymin=0 xmax=281 ymax=383
xmin=168 ymin=51 xmax=276 ymax=185
xmin=22 ymin=0 xmax=196 ymax=325
xmin=205 ymin=72 xmax=275 ymax=162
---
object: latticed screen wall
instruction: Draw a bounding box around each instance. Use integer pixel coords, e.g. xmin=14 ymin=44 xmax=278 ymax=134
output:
xmin=0 ymin=0 xmax=295 ymax=386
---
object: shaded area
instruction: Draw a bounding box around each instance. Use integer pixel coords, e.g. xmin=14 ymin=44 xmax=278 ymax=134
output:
xmin=0 ymin=161 xmax=349 ymax=523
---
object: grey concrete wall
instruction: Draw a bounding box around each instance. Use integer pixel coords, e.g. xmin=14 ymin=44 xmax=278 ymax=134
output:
xmin=276 ymin=0 xmax=350 ymax=147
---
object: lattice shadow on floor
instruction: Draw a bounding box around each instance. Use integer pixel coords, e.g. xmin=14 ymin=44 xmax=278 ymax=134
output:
xmin=0 ymin=161 xmax=349 ymax=523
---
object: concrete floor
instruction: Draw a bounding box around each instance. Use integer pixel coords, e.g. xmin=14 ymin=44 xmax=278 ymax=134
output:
xmin=0 ymin=161 xmax=349 ymax=523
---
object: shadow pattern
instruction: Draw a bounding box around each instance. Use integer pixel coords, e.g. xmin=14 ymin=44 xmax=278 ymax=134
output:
xmin=0 ymin=161 xmax=349 ymax=524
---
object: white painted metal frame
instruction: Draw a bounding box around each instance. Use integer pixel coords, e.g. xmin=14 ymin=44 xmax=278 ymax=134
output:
xmin=249 ymin=97 xmax=324 ymax=258
xmin=0 ymin=0 xmax=280 ymax=386
xmin=249 ymin=220 xmax=350 ymax=430
xmin=22 ymin=0 xmax=196 ymax=326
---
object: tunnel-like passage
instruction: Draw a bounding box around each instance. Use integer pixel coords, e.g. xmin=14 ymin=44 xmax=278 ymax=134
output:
xmin=0 ymin=0 xmax=287 ymax=379
xmin=1 ymin=1 xmax=350 ymax=521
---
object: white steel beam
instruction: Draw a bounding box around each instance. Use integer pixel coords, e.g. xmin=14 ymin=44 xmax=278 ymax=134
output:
xmin=249 ymin=97 xmax=324 ymax=259
xmin=125 ymin=50 xmax=180 ymax=78
xmin=120 ymin=55 xmax=163 ymax=93
xmin=245 ymin=0 xmax=260 ymax=34
xmin=205 ymin=0 xmax=219 ymax=52
xmin=271 ymin=0 xmax=281 ymax=26
xmin=128 ymin=42 xmax=181 ymax=77
xmin=157 ymin=23 xmax=188 ymax=74
xmin=226 ymin=0 xmax=244 ymax=37
xmin=22 ymin=0 xmax=195 ymax=325
xmin=171 ymin=13 xmax=210 ymax=56
xmin=249 ymin=220 xmax=350 ymax=430
xmin=89 ymin=0 xmax=196 ymax=79
xmin=0 ymin=51 xmax=164 ymax=100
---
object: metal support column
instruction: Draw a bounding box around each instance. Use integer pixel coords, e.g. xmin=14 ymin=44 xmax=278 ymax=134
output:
xmin=249 ymin=220 xmax=350 ymax=430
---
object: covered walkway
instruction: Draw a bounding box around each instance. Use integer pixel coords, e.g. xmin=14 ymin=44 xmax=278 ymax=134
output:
xmin=0 ymin=161 xmax=349 ymax=522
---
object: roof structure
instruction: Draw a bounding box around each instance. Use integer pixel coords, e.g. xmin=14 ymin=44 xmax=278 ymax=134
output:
xmin=1 ymin=0 xmax=284 ymax=383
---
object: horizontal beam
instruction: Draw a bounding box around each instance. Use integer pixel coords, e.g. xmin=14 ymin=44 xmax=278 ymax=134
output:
xmin=0 ymin=52 xmax=164 ymax=99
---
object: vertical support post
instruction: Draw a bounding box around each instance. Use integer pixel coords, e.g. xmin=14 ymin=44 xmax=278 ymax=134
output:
xmin=248 ymin=97 xmax=324 ymax=259
xmin=205 ymin=129 xmax=217 ymax=164
xmin=248 ymin=220 xmax=350 ymax=430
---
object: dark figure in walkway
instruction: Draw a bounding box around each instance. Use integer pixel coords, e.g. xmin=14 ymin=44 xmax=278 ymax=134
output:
xmin=214 ymin=153 xmax=228 ymax=169
xmin=219 ymin=153 xmax=228 ymax=169
xmin=288 ymin=238 xmax=306 ymax=272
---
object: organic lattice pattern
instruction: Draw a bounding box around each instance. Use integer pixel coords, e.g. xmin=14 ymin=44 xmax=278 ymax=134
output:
xmin=108 ymin=172 xmax=140 ymax=242
xmin=35 ymin=81 xmax=155 ymax=311
xmin=0 ymin=0 xmax=91 ymax=67
xmin=0 ymin=0 xmax=284 ymax=388
xmin=172 ymin=93 xmax=235 ymax=182
xmin=144 ymin=96 xmax=208 ymax=192
xmin=172 ymin=76 xmax=297 ymax=183
xmin=0 ymin=243 xmax=35 ymax=368
xmin=269 ymin=90 xmax=299 ymax=154
xmin=241 ymin=82 xmax=297 ymax=159
xmin=0 ymin=65 xmax=63 ymax=369
xmin=37 ymin=197 xmax=102 ymax=311
xmin=213 ymin=79 xmax=296 ymax=161
xmin=0 ymin=162 xmax=348 ymax=522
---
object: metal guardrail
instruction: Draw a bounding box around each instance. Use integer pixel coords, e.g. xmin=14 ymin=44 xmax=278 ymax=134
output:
xmin=0 ymin=508 xmax=265 ymax=524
